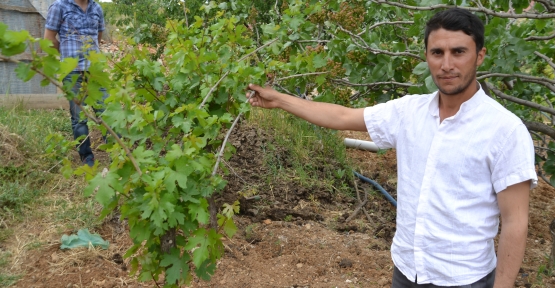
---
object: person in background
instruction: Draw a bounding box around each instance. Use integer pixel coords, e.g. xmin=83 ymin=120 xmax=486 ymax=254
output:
xmin=44 ymin=0 xmax=107 ymax=167
xmin=247 ymin=8 xmax=537 ymax=288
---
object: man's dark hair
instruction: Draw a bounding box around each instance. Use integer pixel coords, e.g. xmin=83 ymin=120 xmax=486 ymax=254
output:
xmin=424 ymin=8 xmax=485 ymax=52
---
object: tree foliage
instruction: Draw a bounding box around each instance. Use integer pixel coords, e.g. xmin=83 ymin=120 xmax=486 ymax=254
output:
xmin=1 ymin=0 xmax=555 ymax=286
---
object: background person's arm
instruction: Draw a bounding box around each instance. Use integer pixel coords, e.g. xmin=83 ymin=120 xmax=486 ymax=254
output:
xmin=247 ymin=84 xmax=367 ymax=131
xmin=98 ymin=31 xmax=103 ymax=45
xmin=44 ymin=29 xmax=60 ymax=52
xmin=494 ymin=180 xmax=530 ymax=288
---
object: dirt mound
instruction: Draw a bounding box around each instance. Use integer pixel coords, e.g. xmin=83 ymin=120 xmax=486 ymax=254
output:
xmin=0 ymin=124 xmax=25 ymax=167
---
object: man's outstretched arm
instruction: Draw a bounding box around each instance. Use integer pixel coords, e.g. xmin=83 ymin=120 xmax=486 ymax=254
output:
xmin=494 ymin=180 xmax=530 ymax=288
xmin=247 ymin=84 xmax=367 ymax=131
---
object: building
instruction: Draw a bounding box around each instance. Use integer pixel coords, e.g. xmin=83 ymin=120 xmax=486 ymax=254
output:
xmin=0 ymin=0 xmax=66 ymax=109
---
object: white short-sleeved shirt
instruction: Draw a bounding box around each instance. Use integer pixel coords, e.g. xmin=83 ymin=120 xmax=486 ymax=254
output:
xmin=364 ymin=87 xmax=537 ymax=286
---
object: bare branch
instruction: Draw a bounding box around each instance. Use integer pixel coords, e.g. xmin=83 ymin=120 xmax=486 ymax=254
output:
xmin=534 ymin=51 xmax=555 ymax=70
xmin=523 ymin=120 xmax=555 ymax=140
xmin=274 ymin=72 xmax=329 ymax=82
xmin=208 ymin=91 xmax=255 ymax=228
xmin=199 ymin=71 xmax=230 ymax=109
xmin=332 ymin=78 xmax=422 ymax=88
xmin=199 ymin=38 xmax=278 ymax=109
xmin=477 ymin=73 xmax=555 ymax=85
xmin=337 ymin=26 xmax=423 ymax=60
xmin=485 ymin=81 xmax=555 ymax=116
xmin=525 ymin=32 xmax=555 ymax=41
xmin=535 ymin=0 xmax=555 ymax=12
xmin=237 ymin=38 xmax=278 ymax=63
xmin=357 ymin=21 xmax=414 ymax=36
xmin=295 ymin=40 xmax=330 ymax=43
xmin=372 ymin=0 xmax=555 ymax=19
xmin=478 ymin=72 xmax=555 ymax=94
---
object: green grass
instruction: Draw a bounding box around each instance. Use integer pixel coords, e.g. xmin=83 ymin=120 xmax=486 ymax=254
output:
xmin=249 ymin=108 xmax=354 ymax=195
xmin=0 ymin=106 xmax=103 ymax=286
xmin=0 ymin=106 xmax=69 ymax=219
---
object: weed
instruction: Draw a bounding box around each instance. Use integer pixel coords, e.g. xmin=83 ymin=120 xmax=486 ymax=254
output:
xmin=244 ymin=223 xmax=258 ymax=240
xmin=0 ymin=251 xmax=19 ymax=286
xmin=284 ymin=215 xmax=293 ymax=222
xmin=250 ymin=109 xmax=355 ymax=196
xmin=0 ymin=181 xmax=43 ymax=218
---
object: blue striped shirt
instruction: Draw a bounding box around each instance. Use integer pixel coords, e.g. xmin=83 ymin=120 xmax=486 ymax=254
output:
xmin=45 ymin=0 xmax=105 ymax=71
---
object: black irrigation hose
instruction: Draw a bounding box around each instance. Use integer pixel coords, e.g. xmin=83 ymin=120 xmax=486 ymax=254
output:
xmin=353 ymin=171 xmax=397 ymax=207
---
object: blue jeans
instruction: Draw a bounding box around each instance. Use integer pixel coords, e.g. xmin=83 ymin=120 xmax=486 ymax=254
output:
xmin=64 ymin=71 xmax=108 ymax=161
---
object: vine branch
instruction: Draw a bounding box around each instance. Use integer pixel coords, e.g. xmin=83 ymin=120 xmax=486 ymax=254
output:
xmin=208 ymin=91 xmax=256 ymax=229
xmin=199 ymin=38 xmax=278 ymax=109
xmin=0 ymin=55 xmax=143 ymax=176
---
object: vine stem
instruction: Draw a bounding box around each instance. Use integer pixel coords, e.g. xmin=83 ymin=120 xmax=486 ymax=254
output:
xmin=0 ymin=55 xmax=143 ymax=176
xmin=198 ymin=38 xmax=278 ymax=109
xmin=273 ymin=72 xmax=329 ymax=82
xmin=208 ymin=91 xmax=256 ymax=229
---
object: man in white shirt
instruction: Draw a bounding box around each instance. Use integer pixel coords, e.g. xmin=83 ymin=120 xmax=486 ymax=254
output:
xmin=246 ymin=8 xmax=537 ymax=288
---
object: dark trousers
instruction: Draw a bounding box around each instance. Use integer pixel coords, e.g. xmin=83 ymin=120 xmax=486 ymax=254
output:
xmin=64 ymin=71 xmax=108 ymax=161
xmin=392 ymin=266 xmax=495 ymax=288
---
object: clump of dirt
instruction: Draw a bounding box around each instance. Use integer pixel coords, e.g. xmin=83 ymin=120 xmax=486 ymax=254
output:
xmin=0 ymin=124 xmax=26 ymax=167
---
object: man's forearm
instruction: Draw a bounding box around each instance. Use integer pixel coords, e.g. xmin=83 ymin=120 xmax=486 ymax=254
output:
xmin=276 ymin=92 xmax=366 ymax=131
xmin=494 ymin=221 xmax=528 ymax=287
xmin=43 ymin=29 xmax=60 ymax=52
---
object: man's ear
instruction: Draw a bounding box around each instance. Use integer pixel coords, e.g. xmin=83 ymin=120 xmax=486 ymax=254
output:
xmin=477 ymin=47 xmax=486 ymax=66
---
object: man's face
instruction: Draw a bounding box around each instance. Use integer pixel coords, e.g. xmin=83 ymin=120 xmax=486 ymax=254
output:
xmin=425 ymin=28 xmax=486 ymax=97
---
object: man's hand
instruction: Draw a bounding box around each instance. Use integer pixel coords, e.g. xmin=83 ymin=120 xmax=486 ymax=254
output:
xmin=494 ymin=180 xmax=530 ymax=288
xmin=247 ymin=83 xmax=284 ymax=109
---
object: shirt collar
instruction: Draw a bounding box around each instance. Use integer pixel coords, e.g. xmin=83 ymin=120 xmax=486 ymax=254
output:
xmin=428 ymin=82 xmax=487 ymax=118
xmin=65 ymin=0 xmax=95 ymax=9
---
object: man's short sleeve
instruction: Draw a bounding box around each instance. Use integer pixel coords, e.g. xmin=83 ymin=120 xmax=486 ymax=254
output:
xmin=363 ymin=99 xmax=404 ymax=149
xmin=45 ymin=2 xmax=63 ymax=32
xmin=491 ymin=123 xmax=538 ymax=193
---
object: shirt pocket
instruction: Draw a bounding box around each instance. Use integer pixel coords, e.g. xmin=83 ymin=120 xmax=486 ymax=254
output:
xmin=88 ymin=14 xmax=101 ymax=31
xmin=63 ymin=12 xmax=83 ymax=34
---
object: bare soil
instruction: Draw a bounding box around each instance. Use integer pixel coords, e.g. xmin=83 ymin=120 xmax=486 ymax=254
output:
xmin=8 ymin=121 xmax=555 ymax=288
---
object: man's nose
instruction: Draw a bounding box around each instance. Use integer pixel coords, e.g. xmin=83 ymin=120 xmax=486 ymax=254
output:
xmin=441 ymin=54 xmax=454 ymax=71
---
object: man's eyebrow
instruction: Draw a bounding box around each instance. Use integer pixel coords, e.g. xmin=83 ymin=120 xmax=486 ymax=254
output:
xmin=428 ymin=46 xmax=469 ymax=52
xmin=451 ymin=46 xmax=469 ymax=51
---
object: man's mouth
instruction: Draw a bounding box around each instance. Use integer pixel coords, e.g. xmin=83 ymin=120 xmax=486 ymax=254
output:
xmin=438 ymin=75 xmax=458 ymax=80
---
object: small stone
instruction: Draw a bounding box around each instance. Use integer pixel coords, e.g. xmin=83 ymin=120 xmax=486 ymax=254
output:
xmin=305 ymin=224 xmax=311 ymax=229
xmin=346 ymin=279 xmax=352 ymax=283
xmin=339 ymin=258 xmax=353 ymax=268
xmin=263 ymin=219 xmax=272 ymax=225
xmin=296 ymin=263 xmax=303 ymax=268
